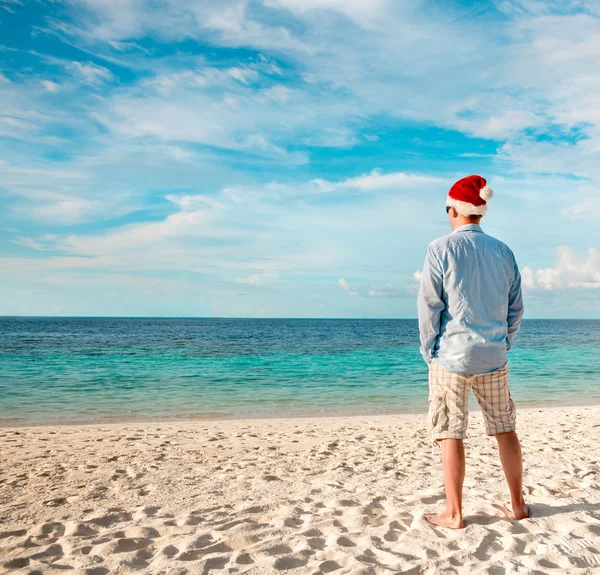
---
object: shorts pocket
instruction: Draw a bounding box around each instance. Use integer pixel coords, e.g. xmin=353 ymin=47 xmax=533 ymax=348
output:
xmin=508 ymin=394 xmax=516 ymax=421
xmin=428 ymin=390 xmax=448 ymax=434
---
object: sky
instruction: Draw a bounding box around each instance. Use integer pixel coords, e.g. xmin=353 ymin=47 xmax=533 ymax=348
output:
xmin=1 ymin=0 xmax=599 ymax=318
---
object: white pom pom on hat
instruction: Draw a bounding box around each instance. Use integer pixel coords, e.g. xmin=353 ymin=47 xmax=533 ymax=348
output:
xmin=480 ymin=185 xmax=493 ymax=200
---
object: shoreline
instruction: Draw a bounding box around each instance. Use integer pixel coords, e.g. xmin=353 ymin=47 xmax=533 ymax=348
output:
xmin=2 ymin=398 xmax=600 ymax=429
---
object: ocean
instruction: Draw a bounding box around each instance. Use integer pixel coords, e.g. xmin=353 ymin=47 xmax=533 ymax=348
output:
xmin=1 ymin=317 xmax=599 ymax=426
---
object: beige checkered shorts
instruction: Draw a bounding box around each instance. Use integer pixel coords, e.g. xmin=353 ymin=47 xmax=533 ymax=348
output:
xmin=427 ymin=359 xmax=516 ymax=442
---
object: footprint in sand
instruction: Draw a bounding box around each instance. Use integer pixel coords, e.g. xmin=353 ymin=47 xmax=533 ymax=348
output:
xmin=273 ymin=556 xmax=308 ymax=570
xmin=337 ymin=536 xmax=356 ymax=547
xmin=29 ymin=522 xmax=65 ymax=539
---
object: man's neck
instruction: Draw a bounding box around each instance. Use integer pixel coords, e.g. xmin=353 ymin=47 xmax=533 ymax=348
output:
xmin=451 ymin=217 xmax=482 ymax=231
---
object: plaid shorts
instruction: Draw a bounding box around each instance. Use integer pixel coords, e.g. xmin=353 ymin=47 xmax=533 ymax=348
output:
xmin=427 ymin=359 xmax=516 ymax=442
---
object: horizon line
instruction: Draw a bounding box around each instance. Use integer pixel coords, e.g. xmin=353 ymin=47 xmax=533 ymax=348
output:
xmin=1 ymin=316 xmax=599 ymax=321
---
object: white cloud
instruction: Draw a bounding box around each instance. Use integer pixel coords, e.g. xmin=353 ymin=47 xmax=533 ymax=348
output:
xmin=0 ymin=162 xmax=140 ymax=224
xmin=59 ymin=0 xmax=310 ymax=53
xmin=45 ymin=2 xmax=537 ymax=143
xmin=235 ymin=272 xmax=277 ymax=285
xmin=312 ymin=169 xmax=444 ymax=193
xmin=338 ymin=277 xmax=406 ymax=298
xmin=458 ymin=152 xmax=491 ymax=158
xmin=42 ymin=80 xmax=61 ymax=92
xmin=520 ymin=266 xmax=536 ymax=290
xmin=216 ymin=169 xmax=441 ymax=205
xmin=29 ymin=197 xmax=105 ymax=223
xmin=8 ymin=165 xmax=434 ymax=297
xmin=261 ymin=85 xmax=293 ymax=103
xmin=455 ymin=109 xmax=542 ymax=140
xmin=108 ymin=40 xmax=151 ymax=53
xmin=165 ymin=193 xmax=225 ymax=211
xmin=264 ymin=0 xmax=388 ymax=26
xmin=367 ymin=283 xmax=404 ymax=298
xmin=0 ymin=97 xmax=59 ymax=140
xmin=10 ymin=235 xmax=60 ymax=251
xmin=338 ymin=277 xmax=356 ymax=295
xmin=24 ymin=0 xmax=600 ymax=193
xmin=413 ymin=270 xmax=423 ymax=282
xmin=1 ymin=1 xmax=21 ymax=14
xmin=522 ymin=246 xmax=600 ymax=290
xmin=44 ymin=0 xmax=600 ymax=154
xmin=236 ymin=274 xmax=262 ymax=285
xmin=227 ymin=66 xmax=259 ymax=84
xmin=70 ymin=61 xmax=114 ymax=84
xmin=92 ymin=60 xmax=358 ymax=161
xmin=561 ymin=199 xmax=600 ymax=220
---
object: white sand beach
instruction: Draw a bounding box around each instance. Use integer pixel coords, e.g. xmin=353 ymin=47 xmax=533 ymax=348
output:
xmin=1 ymin=406 xmax=600 ymax=574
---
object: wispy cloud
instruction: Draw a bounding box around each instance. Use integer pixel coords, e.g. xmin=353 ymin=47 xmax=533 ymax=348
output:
xmin=338 ymin=277 xmax=357 ymax=296
xmin=69 ymin=61 xmax=114 ymax=84
xmin=42 ymin=79 xmax=61 ymax=92
xmin=13 ymin=169 xmax=433 ymax=263
xmin=338 ymin=277 xmax=407 ymax=298
xmin=313 ymin=170 xmax=444 ymax=193
xmin=561 ymin=199 xmax=600 ymax=220
xmin=0 ymin=161 xmax=140 ymax=224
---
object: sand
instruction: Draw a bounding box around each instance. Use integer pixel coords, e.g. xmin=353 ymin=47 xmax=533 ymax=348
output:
xmin=1 ymin=406 xmax=600 ymax=574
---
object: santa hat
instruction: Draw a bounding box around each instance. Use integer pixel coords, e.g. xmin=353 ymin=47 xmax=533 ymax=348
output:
xmin=446 ymin=175 xmax=493 ymax=217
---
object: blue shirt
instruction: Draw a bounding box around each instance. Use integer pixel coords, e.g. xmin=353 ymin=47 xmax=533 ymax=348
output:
xmin=417 ymin=223 xmax=524 ymax=375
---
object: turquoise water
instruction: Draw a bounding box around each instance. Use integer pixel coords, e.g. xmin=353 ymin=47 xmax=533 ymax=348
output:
xmin=0 ymin=318 xmax=599 ymax=425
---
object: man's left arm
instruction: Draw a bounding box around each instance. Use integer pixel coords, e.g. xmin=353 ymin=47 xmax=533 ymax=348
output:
xmin=506 ymin=253 xmax=524 ymax=350
xmin=417 ymin=245 xmax=445 ymax=364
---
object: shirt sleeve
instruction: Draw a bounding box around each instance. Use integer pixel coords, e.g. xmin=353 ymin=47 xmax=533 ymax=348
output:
xmin=506 ymin=254 xmax=524 ymax=350
xmin=417 ymin=244 xmax=445 ymax=364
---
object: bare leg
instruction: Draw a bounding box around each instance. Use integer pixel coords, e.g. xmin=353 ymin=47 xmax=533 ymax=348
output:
xmin=495 ymin=431 xmax=529 ymax=519
xmin=425 ymin=439 xmax=465 ymax=529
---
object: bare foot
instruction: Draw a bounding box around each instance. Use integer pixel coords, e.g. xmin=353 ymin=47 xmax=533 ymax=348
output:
xmin=503 ymin=502 xmax=530 ymax=520
xmin=424 ymin=511 xmax=464 ymax=529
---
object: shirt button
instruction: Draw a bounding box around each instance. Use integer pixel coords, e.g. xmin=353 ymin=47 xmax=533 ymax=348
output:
xmin=438 ymin=395 xmax=444 ymax=401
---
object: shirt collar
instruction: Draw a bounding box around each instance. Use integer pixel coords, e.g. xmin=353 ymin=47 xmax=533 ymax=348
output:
xmin=452 ymin=223 xmax=484 ymax=234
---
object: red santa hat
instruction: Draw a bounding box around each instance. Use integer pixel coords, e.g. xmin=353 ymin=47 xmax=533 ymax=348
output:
xmin=446 ymin=175 xmax=494 ymax=217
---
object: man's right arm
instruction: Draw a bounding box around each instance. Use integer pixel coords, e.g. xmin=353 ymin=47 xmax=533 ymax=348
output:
xmin=506 ymin=253 xmax=524 ymax=350
xmin=417 ymin=244 xmax=445 ymax=364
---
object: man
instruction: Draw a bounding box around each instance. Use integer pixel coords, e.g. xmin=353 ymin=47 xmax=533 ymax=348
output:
xmin=417 ymin=174 xmax=528 ymax=529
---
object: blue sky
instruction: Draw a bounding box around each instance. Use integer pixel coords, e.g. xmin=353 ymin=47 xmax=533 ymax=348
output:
xmin=1 ymin=0 xmax=599 ymax=318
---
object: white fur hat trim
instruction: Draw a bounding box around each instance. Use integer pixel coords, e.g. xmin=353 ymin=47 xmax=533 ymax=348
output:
xmin=446 ymin=196 xmax=488 ymax=217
